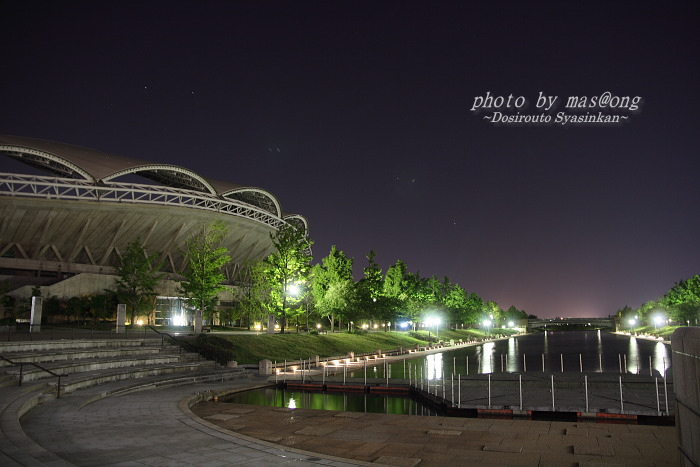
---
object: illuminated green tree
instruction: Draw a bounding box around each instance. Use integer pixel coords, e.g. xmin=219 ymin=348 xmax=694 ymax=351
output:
xmin=664 ymin=274 xmax=700 ymax=325
xmin=115 ymin=239 xmax=163 ymax=325
xmin=311 ymin=246 xmax=354 ymax=332
xmin=356 ymin=251 xmax=392 ymax=329
xmin=238 ymin=261 xmax=274 ymax=330
xmin=178 ymin=222 xmax=231 ymax=322
xmin=264 ymin=223 xmax=313 ymax=333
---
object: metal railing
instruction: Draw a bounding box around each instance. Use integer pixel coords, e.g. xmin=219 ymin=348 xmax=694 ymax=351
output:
xmin=0 ymin=355 xmax=62 ymax=398
xmin=0 ymin=173 xmax=286 ymax=229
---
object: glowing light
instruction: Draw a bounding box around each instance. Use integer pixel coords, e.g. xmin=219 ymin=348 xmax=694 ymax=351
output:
xmin=400 ymin=322 xmax=409 ymax=329
xmin=316 ymin=323 xmax=321 ymax=329
xmin=136 ymin=319 xmax=143 ymax=326
xmin=508 ymin=321 xmax=514 ymax=327
xmin=287 ymin=284 xmax=300 ymax=297
xmin=425 ymin=317 xmax=441 ymax=326
xmin=288 ymin=397 xmax=297 ymax=409
xmin=483 ymin=319 xmax=492 ymax=327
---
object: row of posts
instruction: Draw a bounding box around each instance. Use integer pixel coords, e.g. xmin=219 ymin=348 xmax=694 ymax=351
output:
xmin=412 ymin=362 xmax=670 ymax=416
xmin=267 ymin=351 xmax=670 ymax=416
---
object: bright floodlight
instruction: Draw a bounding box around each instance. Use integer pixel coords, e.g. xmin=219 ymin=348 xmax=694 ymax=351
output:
xmin=287 ymin=284 xmax=300 ymax=297
xmin=628 ymin=319 xmax=636 ymax=326
xmin=400 ymin=322 xmax=409 ymax=329
xmin=425 ymin=317 xmax=441 ymax=326
xmin=508 ymin=321 xmax=514 ymax=327
xmin=483 ymin=319 xmax=492 ymax=327
xmin=653 ymin=316 xmax=663 ymax=325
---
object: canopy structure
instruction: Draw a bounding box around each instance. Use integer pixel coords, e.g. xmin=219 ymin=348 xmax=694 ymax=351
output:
xmin=0 ymin=135 xmax=309 ymax=288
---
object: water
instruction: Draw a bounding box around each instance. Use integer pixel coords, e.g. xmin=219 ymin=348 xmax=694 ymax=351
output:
xmin=223 ymin=386 xmax=438 ymax=416
xmin=347 ymin=330 xmax=671 ymax=379
xmin=228 ymin=331 xmax=673 ymax=416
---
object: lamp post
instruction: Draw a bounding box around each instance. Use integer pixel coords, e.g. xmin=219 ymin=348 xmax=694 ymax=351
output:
xmin=425 ymin=317 xmax=441 ymax=341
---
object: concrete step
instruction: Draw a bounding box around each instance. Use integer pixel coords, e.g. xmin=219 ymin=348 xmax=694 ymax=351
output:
xmin=54 ymin=361 xmax=216 ymax=394
xmin=0 ymin=338 xmax=160 ymax=354
xmin=0 ymin=345 xmax=167 ymax=367
xmin=5 ymin=354 xmax=188 ymax=382
xmin=0 ymin=373 xmax=17 ymax=389
xmin=0 ymin=382 xmax=62 ymax=466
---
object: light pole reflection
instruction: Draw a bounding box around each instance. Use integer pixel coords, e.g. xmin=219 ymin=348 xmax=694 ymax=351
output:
xmin=425 ymin=353 xmax=443 ymax=380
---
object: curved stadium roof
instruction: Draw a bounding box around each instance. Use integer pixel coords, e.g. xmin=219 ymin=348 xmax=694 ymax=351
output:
xmin=0 ymin=134 xmax=307 ymax=231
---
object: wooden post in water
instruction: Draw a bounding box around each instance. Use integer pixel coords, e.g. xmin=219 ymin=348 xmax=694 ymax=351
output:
xmin=364 ymin=359 xmax=367 ymax=387
xmin=458 ymin=374 xmax=461 ymax=408
xmin=488 ymin=374 xmax=491 ymax=408
xmin=619 ymin=376 xmax=624 ymax=413
xmin=519 ymin=374 xmax=523 ymax=410
xmin=584 ymin=375 xmax=589 ymax=413
xmin=551 ymin=375 xmax=555 ymax=409
xmin=655 ymin=377 xmax=660 ymax=414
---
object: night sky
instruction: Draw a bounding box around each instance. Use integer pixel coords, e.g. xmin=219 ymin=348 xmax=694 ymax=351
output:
xmin=1 ymin=1 xmax=698 ymax=318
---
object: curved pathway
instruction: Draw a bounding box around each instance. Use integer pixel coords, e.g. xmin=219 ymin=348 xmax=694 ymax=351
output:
xmin=19 ymin=376 xmax=364 ymax=466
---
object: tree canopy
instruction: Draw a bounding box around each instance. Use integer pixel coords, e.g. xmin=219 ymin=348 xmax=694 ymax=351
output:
xmin=178 ymin=221 xmax=231 ymax=321
xmin=263 ymin=223 xmax=313 ymax=333
xmin=114 ymin=239 xmax=162 ymax=325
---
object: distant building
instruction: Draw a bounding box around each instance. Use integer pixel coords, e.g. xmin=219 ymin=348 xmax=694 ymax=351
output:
xmin=0 ymin=135 xmax=308 ymax=324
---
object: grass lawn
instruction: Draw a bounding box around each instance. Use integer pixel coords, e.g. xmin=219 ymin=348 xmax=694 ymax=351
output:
xmin=201 ymin=328 xmax=519 ymax=364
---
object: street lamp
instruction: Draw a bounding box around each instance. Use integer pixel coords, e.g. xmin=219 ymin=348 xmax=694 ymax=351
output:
xmin=425 ymin=317 xmax=441 ymax=341
xmin=653 ymin=316 xmax=663 ymax=330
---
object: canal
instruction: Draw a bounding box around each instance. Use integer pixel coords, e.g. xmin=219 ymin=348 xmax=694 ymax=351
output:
xmin=221 ymin=331 xmax=674 ymax=417
xmin=347 ymin=330 xmax=671 ymax=379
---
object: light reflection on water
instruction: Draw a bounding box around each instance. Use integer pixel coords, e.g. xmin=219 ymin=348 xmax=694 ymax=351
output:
xmin=224 ymin=387 xmax=438 ymax=416
xmin=346 ymin=331 xmax=671 ymax=379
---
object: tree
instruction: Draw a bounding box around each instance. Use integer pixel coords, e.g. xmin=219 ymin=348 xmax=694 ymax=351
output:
xmin=178 ymin=222 xmax=231 ymax=323
xmin=115 ymin=239 xmax=163 ymax=325
xmin=238 ymin=261 xmax=274 ymax=330
xmin=311 ymin=246 xmax=354 ymax=332
xmin=664 ymin=274 xmax=700 ymax=325
xmin=356 ymin=251 xmax=391 ymax=329
xmin=383 ymin=260 xmax=412 ymax=326
xmin=263 ymin=223 xmax=313 ymax=333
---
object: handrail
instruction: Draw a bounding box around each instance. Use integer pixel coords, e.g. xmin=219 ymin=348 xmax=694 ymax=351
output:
xmin=0 ymin=355 xmax=62 ymax=398
xmin=147 ymin=326 xmax=201 ymax=361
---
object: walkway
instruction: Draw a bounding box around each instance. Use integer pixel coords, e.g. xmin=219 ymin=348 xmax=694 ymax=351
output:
xmin=16 ymin=372 xmax=678 ymax=467
xmin=19 ymin=376 xmax=361 ymax=466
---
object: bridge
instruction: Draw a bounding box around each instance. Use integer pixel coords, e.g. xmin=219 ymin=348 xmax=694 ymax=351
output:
xmin=527 ymin=317 xmax=617 ymax=331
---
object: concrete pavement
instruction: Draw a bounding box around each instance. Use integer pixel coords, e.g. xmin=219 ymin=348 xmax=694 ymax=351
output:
xmin=16 ymin=372 xmax=679 ymax=467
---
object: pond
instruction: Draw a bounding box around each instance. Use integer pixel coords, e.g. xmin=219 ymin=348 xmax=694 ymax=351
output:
xmin=222 ymin=386 xmax=439 ymax=416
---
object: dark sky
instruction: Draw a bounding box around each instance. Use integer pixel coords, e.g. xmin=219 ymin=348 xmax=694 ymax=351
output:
xmin=1 ymin=1 xmax=698 ymax=318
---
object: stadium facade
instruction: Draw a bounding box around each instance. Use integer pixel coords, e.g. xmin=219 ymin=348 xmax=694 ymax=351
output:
xmin=0 ymin=135 xmax=308 ymax=324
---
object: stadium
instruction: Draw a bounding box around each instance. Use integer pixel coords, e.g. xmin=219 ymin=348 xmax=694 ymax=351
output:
xmin=0 ymin=135 xmax=308 ymax=325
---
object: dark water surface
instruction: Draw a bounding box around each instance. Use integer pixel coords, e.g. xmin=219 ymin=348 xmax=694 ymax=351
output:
xmin=224 ymin=386 xmax=438 ymax=415
xmin=225 ymin=331 xmax=672 ymax=415
xmin=349 ymin=330 xmax=671 ymax=379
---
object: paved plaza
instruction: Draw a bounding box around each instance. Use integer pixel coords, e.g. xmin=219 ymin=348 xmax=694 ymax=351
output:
xmin=14 ymin=373 xmax=677 ymax=466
